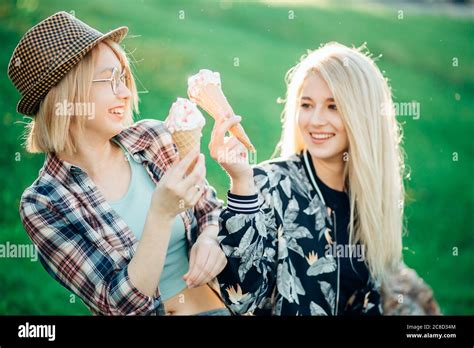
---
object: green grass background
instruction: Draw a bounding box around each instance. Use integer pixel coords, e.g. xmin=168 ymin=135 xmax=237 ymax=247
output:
xmin=0 ymin=0 xmax=472 ymax=315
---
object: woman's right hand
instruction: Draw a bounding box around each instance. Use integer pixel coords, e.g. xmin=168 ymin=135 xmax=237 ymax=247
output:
xmin=209 ymin=115 xmax=256 ymax=195
xmin=151 ymin=148 xmax=206 ymax=219
xmin=209 ymin=116 xmax=252 ymax=178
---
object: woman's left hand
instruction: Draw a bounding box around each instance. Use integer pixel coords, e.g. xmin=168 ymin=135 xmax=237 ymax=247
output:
xmin=183 ymin=229 xmax=227 ymax=288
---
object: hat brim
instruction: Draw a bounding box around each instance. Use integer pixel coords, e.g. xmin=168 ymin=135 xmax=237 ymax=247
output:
xmin=17 ymin=26 xmax=129 ymax=116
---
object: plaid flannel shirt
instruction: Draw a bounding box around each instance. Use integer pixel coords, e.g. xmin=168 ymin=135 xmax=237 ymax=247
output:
xmin=19 ymin=119 xmax=223 ymax=315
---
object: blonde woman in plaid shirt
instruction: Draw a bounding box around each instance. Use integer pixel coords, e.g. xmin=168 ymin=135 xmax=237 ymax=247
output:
xmin=9 ymin=12 xmax=229 ymax=316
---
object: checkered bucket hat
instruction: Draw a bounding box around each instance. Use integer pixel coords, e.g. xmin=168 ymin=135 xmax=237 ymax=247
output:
xmin=7 ymin=11 xmax=128 ymax=116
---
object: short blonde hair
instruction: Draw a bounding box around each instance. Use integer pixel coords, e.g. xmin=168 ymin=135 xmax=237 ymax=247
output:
xmin=24 ymin=39 xmax=139 ymax=155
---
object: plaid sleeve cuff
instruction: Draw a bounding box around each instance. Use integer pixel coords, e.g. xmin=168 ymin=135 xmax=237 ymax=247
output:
xmin=227 ymin=191 xmax=260 ymax=214
xmin=107 ymin=266 xmax=162 ymax=316
xmin=195 ymin=180 xmax=223 ymax=232
xmin=198 ymin=209 xmax=220 ymax=230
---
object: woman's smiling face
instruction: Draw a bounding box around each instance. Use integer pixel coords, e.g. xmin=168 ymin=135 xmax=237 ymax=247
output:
xmin=297 ymin=72 xmax=348 ymax=162
xmin=87 ymin=42 xmax=131 ymax=140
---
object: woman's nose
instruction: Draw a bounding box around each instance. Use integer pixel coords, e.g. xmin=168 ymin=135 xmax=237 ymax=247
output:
xmin=310 ymin=107 xmax=328 ymax=126
xmin=116 ymin=81 xmax=131 ymax=100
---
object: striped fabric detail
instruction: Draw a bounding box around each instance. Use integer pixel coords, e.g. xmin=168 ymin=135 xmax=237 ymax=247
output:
xmin=227 ymin=191 xmax=260 ymax=214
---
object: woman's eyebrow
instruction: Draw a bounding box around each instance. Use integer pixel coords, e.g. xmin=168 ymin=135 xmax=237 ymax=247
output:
xmin=300 ymin=96 xmax=335 ymax=102
xmin=97 ymin=67 xmax=113 ymax=75
xmin=96 ymin=66 xmax=123 ymax=75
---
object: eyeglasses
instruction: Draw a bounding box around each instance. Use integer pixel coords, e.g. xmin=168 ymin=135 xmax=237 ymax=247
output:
xmin=92 ymin=67 xmax=127 ymax=95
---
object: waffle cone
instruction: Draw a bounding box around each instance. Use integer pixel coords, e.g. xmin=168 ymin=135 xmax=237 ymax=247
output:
xmin=172 ymin=128 xmax=202 ymax=159
xmin=189 ymin=84 xmax=255 ymax=152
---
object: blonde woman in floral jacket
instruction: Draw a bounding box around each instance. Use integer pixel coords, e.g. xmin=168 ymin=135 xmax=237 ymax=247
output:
xmin=210 ymin=42 xmax=406 ymax=315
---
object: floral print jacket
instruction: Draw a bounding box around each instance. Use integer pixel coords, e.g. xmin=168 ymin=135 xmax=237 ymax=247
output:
xmin=217 ymin=152 xmax=383 ymax=315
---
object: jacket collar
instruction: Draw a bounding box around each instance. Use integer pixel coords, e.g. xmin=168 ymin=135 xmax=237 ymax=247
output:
xmin=112 ymin=123 xmax=155 ymax=155
xmin=301 ymin=149 xmax=327 ymax=206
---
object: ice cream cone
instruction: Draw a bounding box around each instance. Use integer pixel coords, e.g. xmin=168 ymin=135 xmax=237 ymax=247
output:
xmin=165 ymin=98 xmax=205 ymax=160
xmin=172 ymin=128 xmax=202 ymax=158
xmin=188 ymin=69 xmax=255 ymax=152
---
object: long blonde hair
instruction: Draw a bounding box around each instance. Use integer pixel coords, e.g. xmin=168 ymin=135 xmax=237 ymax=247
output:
xmin=278 ymin=42 xmax=405 ymax=280
xmin=25 ymin=39 xmax=139 ymax=155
